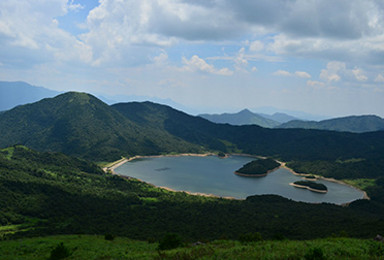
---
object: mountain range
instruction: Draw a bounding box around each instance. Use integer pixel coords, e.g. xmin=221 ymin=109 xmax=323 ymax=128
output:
xmin=3 ymin=81 xmax=383 ymax=134
xmin=1 ymin=91 xmax=384 ymax=167
xmin=200 ymin=110 xmax=384 ymax=133
xmin=199 ymin=109 xmax=295 ymax=128
xmin=278 ymin=115 xmax=384 ymax=133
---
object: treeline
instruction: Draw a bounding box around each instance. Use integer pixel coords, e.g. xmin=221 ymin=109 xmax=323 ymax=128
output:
xmin=1 ymin=146 xmax=384 ymax=242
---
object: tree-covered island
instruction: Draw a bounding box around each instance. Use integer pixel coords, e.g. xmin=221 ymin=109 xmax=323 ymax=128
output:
xmin=235 ymin=158 xmax=281 ymax=177
xmin=291 ymin=181 xmax=328 ymax=193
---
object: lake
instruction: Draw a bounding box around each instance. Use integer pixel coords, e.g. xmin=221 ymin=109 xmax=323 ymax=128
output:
xmin=114 ymin=155 xmax=365 ymax=204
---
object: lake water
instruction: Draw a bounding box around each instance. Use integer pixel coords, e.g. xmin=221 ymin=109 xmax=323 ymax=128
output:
xmin=114 ymin=155 xmax=365 ymax=204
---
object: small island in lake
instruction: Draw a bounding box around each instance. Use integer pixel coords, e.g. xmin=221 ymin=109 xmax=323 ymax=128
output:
xmin=290 ymin=181 xmax=328 ymax=193
xmin=235 ymin=158 xmax=281 ymax=177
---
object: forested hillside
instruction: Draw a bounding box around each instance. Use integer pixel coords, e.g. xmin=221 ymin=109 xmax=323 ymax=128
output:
xmin=1 ymin=145 xmax=384 ymax=241
xmin=1 ymin=92 xmax=383 ymax=182
xmin=0 ymin=92 xmax=202 ymax=161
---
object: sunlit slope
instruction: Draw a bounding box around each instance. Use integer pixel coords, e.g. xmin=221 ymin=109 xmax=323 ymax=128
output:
xmin=0 ymin=92 xmax=201 ymax=160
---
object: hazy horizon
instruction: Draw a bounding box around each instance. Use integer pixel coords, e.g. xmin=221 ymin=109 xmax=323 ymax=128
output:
xmin=1 ymin=1 xmax=384 ymax=117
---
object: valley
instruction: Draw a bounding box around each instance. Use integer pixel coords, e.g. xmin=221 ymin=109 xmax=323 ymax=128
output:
xmin=0 ymin=92 xmax=384 ymax=257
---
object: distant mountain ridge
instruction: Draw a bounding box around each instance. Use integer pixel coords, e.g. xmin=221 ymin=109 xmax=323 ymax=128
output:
xmin=278 ymin=115 xmax=384 ymax=133
xmin=0 ymin=81 xmax=60 ymax=111
xmin=199 ymin=109 xmax=288 ymax=128
xmin=258 ymin=112 xmax=298 ymax=123
xmin=200 ymin=109 xmax=384 ymax=133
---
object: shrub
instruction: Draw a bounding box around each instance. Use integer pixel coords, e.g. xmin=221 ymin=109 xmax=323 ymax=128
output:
xmin=158 ymin=233 xmax=183 ymax=250
xmin=49 ymin=242 xmax=71 ymax=260
xmin=104 ymin=233 xmax=115 ymax=241
xmin=304 ymin=247 xmax=325 ymax=260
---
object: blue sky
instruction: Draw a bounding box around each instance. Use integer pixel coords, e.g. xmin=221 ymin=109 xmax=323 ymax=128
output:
xmin=1 ymin=0 xmax=384 ymax=117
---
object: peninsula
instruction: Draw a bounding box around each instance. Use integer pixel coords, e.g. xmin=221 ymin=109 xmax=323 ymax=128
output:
xmin=235 ymin=158 xmax=281 ymax=177
xmin=290 ymin=181 xmax=328 ymax=193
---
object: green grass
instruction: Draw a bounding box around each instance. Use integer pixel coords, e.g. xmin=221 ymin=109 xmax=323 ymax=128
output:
xmin=0 ymin=235 xmax=383 ymax=259
xmin=343 ymin=178 xmax=376 ymax=191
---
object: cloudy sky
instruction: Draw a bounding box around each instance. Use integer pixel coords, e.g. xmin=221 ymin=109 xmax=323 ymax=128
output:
xmin=1 ymin=0 xmax=384 ymax=117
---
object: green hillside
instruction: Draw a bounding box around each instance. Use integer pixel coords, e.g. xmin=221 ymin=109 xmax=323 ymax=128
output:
xmin=1 ymin=145 xmax=384 ymax=242
xmin=0 ymin=92 xmax=202 ymax=161
xmin=1 ymin=235 xmax=383 ymax=259
xmin=278 ymin=115 xmax=384 ymax=133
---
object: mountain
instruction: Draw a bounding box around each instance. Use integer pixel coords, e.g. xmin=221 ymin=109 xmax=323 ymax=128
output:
xmin=199 ymin=109 xmax=280 ymax=128
xmin=0 ymin=81 xmax=60 ymax=111
xmin=278 ymin=115 xmax=384 ymax=133
xmin=258 ymin=112 xmax=298 ymax=123
xmin=1 ymin=92 xmax=384 ymax=180
xmin=250 ymin=106 xmax=328 ymax=121
xmin=0 ymin=92 xmax=201 ymax=160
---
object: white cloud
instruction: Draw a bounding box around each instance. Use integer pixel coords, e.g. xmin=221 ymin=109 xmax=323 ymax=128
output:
xmin=234 ymin=48 xmax=248 ymax=71
xmin=153 ymin=52 xmax=168 ymax=65
xmin=307 ymin=80 xmax=325 ymax=87
xmin=251 ymin=67 xmax=258 ymax=72
xmin=375 ymin=74 xmax=384 ymax=82
xmin=181 ymin=55 xmax=233 ymax=76
xmin=0 ymin=0 xmax=92 ymax=67
xmin=320 ymin=61 xmax=345 ymax=82
xmin=67 ymin=0 xmax=84 ymax=12
xmin=295 ymin=71 xmax=311 ymax=78
xmin=273 ymin=70 xmax=311 ymax=79
xmin=273 ymin=70 xmax=292 ymax=77
xmin=249 ymin=40 xmax=264 ymax=52
xmin=352 ymin=68 xmax=368 ymax=81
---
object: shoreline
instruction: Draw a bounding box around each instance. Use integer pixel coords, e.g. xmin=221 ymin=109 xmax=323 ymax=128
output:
xmin=157 ymin=184 xmax=238 ymax=200
xmin=279 ymin=161 xmax=369 ymax=200
xmin=103 ymin=152 xmax=369 ymax=202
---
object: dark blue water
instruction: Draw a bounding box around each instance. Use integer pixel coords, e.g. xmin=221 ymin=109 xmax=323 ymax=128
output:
xmin=115 ymin=155 xmax=365 ymax=204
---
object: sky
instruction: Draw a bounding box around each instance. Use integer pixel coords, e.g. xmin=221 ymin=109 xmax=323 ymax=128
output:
xmin=0 ymin=0 xmax=384 ymax=117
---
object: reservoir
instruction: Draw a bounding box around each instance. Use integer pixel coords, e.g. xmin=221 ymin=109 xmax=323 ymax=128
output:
xmin=114 ymin=155 xmax=365 ymax=204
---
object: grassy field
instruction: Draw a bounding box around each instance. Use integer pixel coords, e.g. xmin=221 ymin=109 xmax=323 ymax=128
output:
xmin=0 ymin=235 xmax=383 ymax=259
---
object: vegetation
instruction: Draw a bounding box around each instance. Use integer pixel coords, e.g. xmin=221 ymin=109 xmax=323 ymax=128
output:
xmin=1 ymin=145 xmax=384 ymax=242
xmin=293 ymin=181 xmax=328 ymax=191
xmin=0 ymin=92 xmax=203 ymax=161
xmin=1 ymin=92 xmax=384 ymax=258
xmin=235 ymin=158 xmax=280 ymax=176
xmin=0 ymin=235 xmax=383 ymax=259
xmin=1 ymin=92 xmax=384 ymax=182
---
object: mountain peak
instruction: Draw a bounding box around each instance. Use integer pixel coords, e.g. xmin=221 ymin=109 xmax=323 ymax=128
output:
xmin=238 ymin=109 xmax=253 ymax=115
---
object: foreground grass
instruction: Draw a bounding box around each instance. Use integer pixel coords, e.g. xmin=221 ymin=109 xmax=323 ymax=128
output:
xmin=0 ymin=235 xmax=383 ymax=259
